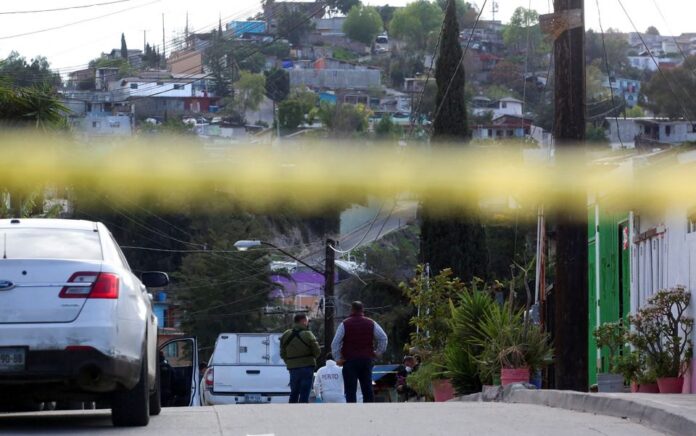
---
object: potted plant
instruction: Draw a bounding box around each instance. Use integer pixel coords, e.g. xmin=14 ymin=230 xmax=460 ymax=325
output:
xmin=476 ymin=302 xmax=552 ymax=387
xmin=593 ymin=321 xmax=629 ymax=392
xmin=629 ymin=287 xmax=693 ymax=394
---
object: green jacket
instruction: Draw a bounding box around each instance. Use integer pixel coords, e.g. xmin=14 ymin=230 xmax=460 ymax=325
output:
xmin=280 ymin=324 xmax=321 ymax=370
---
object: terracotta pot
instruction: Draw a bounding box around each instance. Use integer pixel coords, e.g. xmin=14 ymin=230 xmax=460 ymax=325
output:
xmin=635 ymin=382 xmax=660 ymax=393
xmin=501 ymin=367 xmax=529 ymax=386
xmin=630 ymin=381 xmax=638 ymax=393
xmin=657 ymin=377 xmax=684 ymax=394
xmin=431 ymin=379 xmax=455 ymax=402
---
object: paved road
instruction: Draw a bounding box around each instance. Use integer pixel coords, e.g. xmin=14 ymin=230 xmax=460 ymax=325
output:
xmin=0 ymin=402 xmax=660 ymax=436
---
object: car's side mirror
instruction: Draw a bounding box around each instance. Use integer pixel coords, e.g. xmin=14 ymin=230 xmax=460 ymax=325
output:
xmin=141 ymin=271 xmax=169 ymax=288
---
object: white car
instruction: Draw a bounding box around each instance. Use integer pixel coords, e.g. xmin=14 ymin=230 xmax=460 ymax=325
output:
xmin=201 ymin=333 xmax=290 ymax=405
xmin=0 ymin=218 xmax=166 ymax=426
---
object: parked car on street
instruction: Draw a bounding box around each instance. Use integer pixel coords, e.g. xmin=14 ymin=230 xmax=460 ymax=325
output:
xmin=201 ymin=333 xmax=290 ymax=405
xmin=0 ymin=218 xmax=168 ymax=426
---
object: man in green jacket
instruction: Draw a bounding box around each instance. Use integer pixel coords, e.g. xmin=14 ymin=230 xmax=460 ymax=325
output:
xmin=280 ymin=314 xmax=321 ymax=403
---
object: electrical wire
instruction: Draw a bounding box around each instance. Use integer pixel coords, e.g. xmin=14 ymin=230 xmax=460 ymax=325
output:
xmin=595 ymin=0 xmax=624 ymax=148
xmin=0 ymin=0 xmax=161 ymax=41
xmin=330 ymin=203 xmax=385 ymax=255
xmin=0 ymin=0 xmax=134 ymax=15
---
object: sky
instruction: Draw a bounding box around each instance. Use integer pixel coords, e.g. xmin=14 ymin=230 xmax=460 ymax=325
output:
xmin=0 ymin=0 xmax=694 ymax=75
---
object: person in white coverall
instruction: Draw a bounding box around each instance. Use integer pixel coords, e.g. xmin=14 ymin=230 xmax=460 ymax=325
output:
xmin=313 ymin=354 xmax=346 ymax=403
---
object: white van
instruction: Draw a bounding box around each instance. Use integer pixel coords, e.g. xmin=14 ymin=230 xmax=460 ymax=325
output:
xmin=201 ymin=333 xmax=290 ymax=405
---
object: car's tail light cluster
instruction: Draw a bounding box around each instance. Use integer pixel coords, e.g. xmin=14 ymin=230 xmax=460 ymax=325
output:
xmin=204 ymin=367 xmax=214 ymax=389
xmin=59 ymin=272 xmax=120 ymax=299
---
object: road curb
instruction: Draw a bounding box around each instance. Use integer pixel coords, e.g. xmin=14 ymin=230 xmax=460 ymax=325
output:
xmin=504 ymin=389 xmax=696 ymax=436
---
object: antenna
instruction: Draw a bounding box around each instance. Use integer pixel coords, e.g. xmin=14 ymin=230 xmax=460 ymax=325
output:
xmin=492 ymin=1 xmax=499 ymax=22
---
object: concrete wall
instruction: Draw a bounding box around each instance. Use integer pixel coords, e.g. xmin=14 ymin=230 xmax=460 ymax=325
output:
xmin=78 ymin=114 xmax=132 ymax=136
xmin=168 ymin=50 xmax=203 ymax=75
xmin=289 ymin=69 xmax=381 ymax=90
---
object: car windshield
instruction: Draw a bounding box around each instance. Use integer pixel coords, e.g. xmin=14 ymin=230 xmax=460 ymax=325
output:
xmin=2 ymin=228 xmax=102 ymax=261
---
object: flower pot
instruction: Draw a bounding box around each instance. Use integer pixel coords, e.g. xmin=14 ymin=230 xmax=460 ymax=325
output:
xmin=501 ymin=367 xmax=529 ymax=386
xmin=597 ymin=373 xmax=624 ymax=393
xmin=636 ymin=382 xmax=660 ymax=393
xmin=431 ymin=379 xmax=455 ymax=402
xmin=657 ymin=377 xmax=684 ymax=394
xmin=530 ymin=370 xmax=542 ymax=389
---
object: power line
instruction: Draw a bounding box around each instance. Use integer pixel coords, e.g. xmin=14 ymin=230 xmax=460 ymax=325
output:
xmin=0 ymin=0 xmax=134 ymax=15
xmin=617 ymin=0 xmax=696 ymax=126
xmin=331 ymin=203 xmax=385 ymax=255
xmin=595 ymin=0 xmax=624 ymax=148
xmin=0 ymin=0 xmax=161 ymax=41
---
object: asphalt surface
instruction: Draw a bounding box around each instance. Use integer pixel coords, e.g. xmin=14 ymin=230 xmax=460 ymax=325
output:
xmin=0 ymin=402 xmax=660 ymax=436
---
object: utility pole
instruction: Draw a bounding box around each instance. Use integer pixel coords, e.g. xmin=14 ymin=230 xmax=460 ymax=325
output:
xmin=323 ymin=239 xmax=337 ymax=356
xmin=162 ymin=13 xmax=166 ymax=65
xmin=550 ymin=0 xmax=587 ymax=391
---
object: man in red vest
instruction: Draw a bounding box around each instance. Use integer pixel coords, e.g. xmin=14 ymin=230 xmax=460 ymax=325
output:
xmin=331 ymin=301 xmax=388 ymax=403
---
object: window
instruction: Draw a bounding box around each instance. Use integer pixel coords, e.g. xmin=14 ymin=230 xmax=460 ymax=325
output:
xmin=129 ymin=83 xmax=138 ymax=89
xmin=2 ymin=229 xmax=103 ymax=260
xmin=173 ymin=84 xmax=183 ymax=90
xmin=92 ymin=121 xmax=99 ymax=128
xmin=109 ymin=121 xmax=121 ymax=128
xmin=666 ymin=125 xmax=672 ymax=136
xmin=502 ymin=102 xmax=508 ymax=109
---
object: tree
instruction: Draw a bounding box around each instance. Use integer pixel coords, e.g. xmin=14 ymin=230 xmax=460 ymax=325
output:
xmin=436 ymin=0 xmax=478 ymax=29
xmin=375 ymin=114 xmax=402 ymax=139
xmin=0 ymin=51 xmax=61 ymax=88
xmin=585 ymin=29 xmax=634 ymax=78
xmin=204 ymin=35 xmax=239 ymax=98
xmin=120 ymin=33 xmax=128 ymax=60
xmin=432 ymin=0 xmax=468 ymax=141
xmin=503 ymin=7 xmax=549 ymax=70
xmin=0 ymin=84 xmax=68 ymax=129
xmin=277 ymin=9 xmax=313 ymax=46
xmin=421 ymin=0 xmax=487 ymax=283
xmin=389 ymin=0 xmax=443 ymax=52
xmin=142 ymin=43 xmax=161 ymax=69
xmin=278 ymin=99 xmax=305 ymax=131
xmin=646 ymin=26 xmax=660 ymax=36
xmin=318 ymin=103 xmax=370 ymax=136
xmin=326 ymin=0 xmax=360 ymax=14
xmin=376 ymin=5 xmax=396 ymax=29
xmin=264 ymin=68 xmax=290 ymax=103
xmin=232 ymin=72 xmax=266 ymax=118
xmin=643 ymin=56 xmax=696 ymax=119
xmin=343 ymin=5 xmax=384 ymax=46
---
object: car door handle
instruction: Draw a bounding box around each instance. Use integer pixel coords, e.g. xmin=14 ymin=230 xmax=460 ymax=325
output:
xmin=246 ymin=370 xmax=261 ymax=375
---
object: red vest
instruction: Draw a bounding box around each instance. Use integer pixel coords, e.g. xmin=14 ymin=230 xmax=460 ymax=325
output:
xmin=341 ymin=313 xmax=375 ymax=360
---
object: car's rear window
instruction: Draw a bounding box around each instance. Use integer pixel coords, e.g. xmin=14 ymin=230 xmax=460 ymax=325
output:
xmin=2 ymin=228 xmax=103 ymax=260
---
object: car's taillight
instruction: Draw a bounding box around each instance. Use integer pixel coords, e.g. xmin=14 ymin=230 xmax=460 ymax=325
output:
xmin=205 ymin=367 xmax=214 ymax=388
xmin=60 ymin=272 xmax=119 ymax=299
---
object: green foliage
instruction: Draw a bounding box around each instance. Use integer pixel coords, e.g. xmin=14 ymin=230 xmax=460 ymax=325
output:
xmin=376 ymin=5 xmax=397 ymax=28
xmin=476 ymin=302 xmax=553 ymax=380
xmin=585 ymin=29 xmax=635 ymax=78
xmin=326 ymin=0 xmax=360 ymax=14
xmin=332 ymin=47 xmax=359 ymax=62
xmin=0 ymin=83 xmax=69 ymax=130
xmin=264 ymin=68 xmax=290 ymax=103
xmin=645 ymin=26 xmax=660 ymax=36
xmin=261 ymin=41 xmax=291 ymax=58
xmin=120 ymin=33 xmax=128 ymax=60
xmin=586 ymin=125 xmax=609 ymax=144
xmin=318 ymin=103 xmax=370 ymax=136
xmin=432 ymin=0 xmax=469 ymax=141
xmin=436 ymin=0 xmax=478 ymax=29
xmin=406 ymin=361 xmax=440 ymax=400
xmin=0 ymin=51 xmax=61 ymax=88
xmin=643 ymin=56 xmax=696 ymax=119
xmin=277 ymin=9 xmax=313 ymax=46
xmin=628 ymin=287 xmax=693 ymax=378
xmin=230 ymin=71 xmax=266 ymax=117
xmin=343 ymin=5 xmax=384 ymax=46
xmin=400 ymin=266 xmax=466 ymax=355
xmin=88 ymin=56 xmax=133 ymax=78
xmin=140 ymin=118 xmax=196 ymax=136
xmin=387 ymin=55 xmax=424 ymax=88
xmin=374 ymin=115 xmax=402 ymax=139
xmin=502 ymin=7 xmax=549 ymax=71
xmin=624 ymin=105 xmax=645 ymax=117
xmin=142 ymin=43 xmax=161 ymax=69
xmin=389 ymin=0 xmax=443 ymax=52
xmin=594 ymin=321 xmax=629 ymax=374
xmin=278 ymin=99 xmax=305 ymax=131
xmin=204 ymin=36 xmax=239 ymax=98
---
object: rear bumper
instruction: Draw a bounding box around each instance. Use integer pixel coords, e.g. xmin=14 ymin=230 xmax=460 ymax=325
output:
xmin=202 ymin=389 xmax=290 ymax=405
xmin=0 ymin=348 xmax=140 ymax=400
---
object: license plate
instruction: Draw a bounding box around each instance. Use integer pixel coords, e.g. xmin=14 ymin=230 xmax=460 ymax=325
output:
xmin=0 ymin=347 xmax=26 ymax=372
xmin=244 ymin=393 xmax=263 ymax=404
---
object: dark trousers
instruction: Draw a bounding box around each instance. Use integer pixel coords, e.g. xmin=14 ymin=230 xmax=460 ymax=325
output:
xmin=343 ymin=358 xmax=374 ymax=403
xmin=288 ymin=366 xmax=314 ymax=403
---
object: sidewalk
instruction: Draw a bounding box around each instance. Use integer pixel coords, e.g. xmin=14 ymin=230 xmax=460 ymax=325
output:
xmin=459 ymin=386 xmax=696 ymax=436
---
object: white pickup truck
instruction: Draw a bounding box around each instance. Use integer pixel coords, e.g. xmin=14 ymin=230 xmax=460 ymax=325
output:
xmin=201 ymin=333 xmax=290 ymax=405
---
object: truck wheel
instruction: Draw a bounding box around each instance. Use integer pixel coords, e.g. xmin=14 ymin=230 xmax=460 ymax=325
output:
xmin=149 ymin=356 xmax=162 ymax=415
xmin=112 ymin=352 xmax=150 ymax=427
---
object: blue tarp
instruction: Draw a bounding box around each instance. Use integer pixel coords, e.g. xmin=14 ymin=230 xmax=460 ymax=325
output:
xmin=372 ymin=364 xmax=400 ymax=382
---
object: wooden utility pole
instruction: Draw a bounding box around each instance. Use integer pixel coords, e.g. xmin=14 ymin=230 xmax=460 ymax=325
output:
xmin=323 ymin=239 xmax=337 ymax=355
xmin=550 ymin=0 xmax=588 ymax=391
